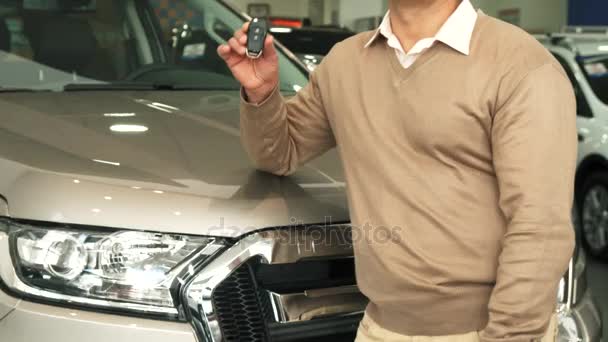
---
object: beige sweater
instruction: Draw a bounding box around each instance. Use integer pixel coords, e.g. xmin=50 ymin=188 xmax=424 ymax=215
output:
xmin=240 ymin=13 xmax=576 ymax=342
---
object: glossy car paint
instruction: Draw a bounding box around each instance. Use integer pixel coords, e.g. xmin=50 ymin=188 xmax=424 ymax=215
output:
xmin=0 ymin=90 xmax=348 ymax=238
xmin=0 ymin=290 xmax=18 ymax=321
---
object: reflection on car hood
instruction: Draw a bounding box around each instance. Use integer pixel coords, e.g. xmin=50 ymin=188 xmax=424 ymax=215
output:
xmin=0 ymin=90 xmax=348 ymax=237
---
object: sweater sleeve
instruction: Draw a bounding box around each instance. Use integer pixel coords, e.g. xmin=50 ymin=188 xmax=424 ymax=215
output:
xmin=479 ymin=62 xmax=577 ymax=342
xmin=239 ymin=62 xmax=335 ymax=176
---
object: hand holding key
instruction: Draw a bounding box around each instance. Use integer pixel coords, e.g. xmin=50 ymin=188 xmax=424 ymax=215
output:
xmin=217 ymin=20 xmax=278 ymax=104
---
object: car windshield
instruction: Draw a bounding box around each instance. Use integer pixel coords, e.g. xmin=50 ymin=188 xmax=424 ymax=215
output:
xmin=579 ymin=55 xmax=608 ymax=105
xmin=0 ymin=0 xmax=307 ymax=92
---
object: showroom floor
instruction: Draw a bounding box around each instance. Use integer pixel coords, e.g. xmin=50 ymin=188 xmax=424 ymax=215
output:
xmin=588 ymin=255 xmax=608 ymax=338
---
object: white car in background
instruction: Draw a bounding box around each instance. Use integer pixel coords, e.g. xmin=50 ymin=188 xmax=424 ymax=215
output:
xmin=538 ymin=28 xmax=608 ymax=258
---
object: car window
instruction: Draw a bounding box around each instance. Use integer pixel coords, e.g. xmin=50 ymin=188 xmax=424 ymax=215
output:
xmin=578 ymin=55 xmax=608 ymax=107
xmin=552 ymin=53 xmax=593 ymax=118
xmin=0 ymin=0 xmax=150 ymax=89
xmin=0 ymin=0 xmax=307 ymax=92
xmin=146 ymin=0 xmax=308 ymax=92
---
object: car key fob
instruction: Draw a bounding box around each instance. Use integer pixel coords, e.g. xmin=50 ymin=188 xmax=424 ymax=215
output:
xmin=246 ymin=18 xmax=268 ymax=59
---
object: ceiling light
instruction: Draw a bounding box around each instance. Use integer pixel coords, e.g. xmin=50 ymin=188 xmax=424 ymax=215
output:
xmin=93 ymin=159 xmax=120 ymax=166
xmin=104 ymin=196 xmax=112 ymax=200
xmin=104 ymin=113 xmax=136 ymax=117
xmin=73 ymin=179 xmax=80 ymax=184
xmin=110 ymin=124 xmax=148 ymax=133
xmin=131 ymin=186 xmax=141 ymax=190
xmin=270 ymin=27 xmax=292 ymax=33
xmin=598 ymin=45 xmax=608 ymax=52
xmin=91 ymin=208 xmax=101 ymax=213
xmin=153 ymin=190 xmax=164 ymax=194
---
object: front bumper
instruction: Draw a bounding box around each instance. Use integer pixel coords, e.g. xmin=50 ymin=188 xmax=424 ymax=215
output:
xmin=1 ymin=288 xmax=602 ymax=342
xmin=0 ymin=293 xmax=197 ymax=342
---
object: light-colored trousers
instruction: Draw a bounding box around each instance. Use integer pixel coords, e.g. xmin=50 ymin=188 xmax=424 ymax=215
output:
xmin=355 ymin=313 xmax=558 ymax=342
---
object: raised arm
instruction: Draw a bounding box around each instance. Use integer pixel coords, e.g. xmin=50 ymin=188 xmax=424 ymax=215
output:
xmin=218 ymin=22 xmax=335 ymax=176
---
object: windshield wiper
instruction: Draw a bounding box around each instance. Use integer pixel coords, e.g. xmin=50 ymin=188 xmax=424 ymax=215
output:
xmin=63 ymin=83 xmax=159 ymax=91
xmin=63 ymin=83 xmax=240 ymax=92
xmin=0 ymin=87 xmax=51 ymax=93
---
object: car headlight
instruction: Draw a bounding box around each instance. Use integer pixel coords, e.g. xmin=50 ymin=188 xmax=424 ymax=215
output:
xmin=0 ymin=219 xmax=224 ymax=319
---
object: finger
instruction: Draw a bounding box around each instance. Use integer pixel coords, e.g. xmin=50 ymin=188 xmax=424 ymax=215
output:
xmin=262 ymin=35 xmax=277 ymax=58
xmin=217 ymin=44 xmax=233 ymax=60
xmin=241 ymin=21 xmax=250 ymax=34
xmin=232 ymin=22 xmax=248 ymax=44
xmin=234 ymin=28 xmax=245 ymax=40
xmin=239 ymin=34 xmax=247 ymax=45
xmin=217 ymin=44 xmax=246 ymax=69
xmin=228 ymin=37 xmax=246 ymax=56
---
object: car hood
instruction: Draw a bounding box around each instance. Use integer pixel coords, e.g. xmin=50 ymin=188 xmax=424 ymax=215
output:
xmin=0 ymin=90 xmax=348 ymax=238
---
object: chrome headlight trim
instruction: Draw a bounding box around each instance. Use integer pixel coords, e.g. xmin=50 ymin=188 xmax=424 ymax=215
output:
xmin=0 ymin=219 xmax=226 ymax=320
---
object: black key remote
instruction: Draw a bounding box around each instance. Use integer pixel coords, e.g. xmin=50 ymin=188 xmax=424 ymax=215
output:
xmin=246 ymin=18 xmax=268 ymax=59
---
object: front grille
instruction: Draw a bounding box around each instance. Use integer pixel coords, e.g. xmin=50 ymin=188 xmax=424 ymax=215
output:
xmin=205 ymin=227 xmax=363 ymax=342
xmin=212 ymin=257 xmax=271 ymax=342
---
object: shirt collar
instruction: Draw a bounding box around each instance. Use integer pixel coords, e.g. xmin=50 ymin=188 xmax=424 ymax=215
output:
xmin=364 ymin=0 xmax=478 ymax=56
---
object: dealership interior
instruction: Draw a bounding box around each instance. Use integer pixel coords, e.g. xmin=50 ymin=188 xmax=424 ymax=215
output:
xmin=231 ymin=0 xmax=602 ymax=33
xmin=1 ymin=0 xmax=608 ymax=341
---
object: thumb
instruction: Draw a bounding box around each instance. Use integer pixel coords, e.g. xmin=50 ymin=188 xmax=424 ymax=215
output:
xmin=262 ymin=35 xmax=278 ymax=60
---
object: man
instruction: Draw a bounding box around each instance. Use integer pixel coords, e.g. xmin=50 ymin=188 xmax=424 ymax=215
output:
xmin=217 ymin=0 xmax=576 ymax=341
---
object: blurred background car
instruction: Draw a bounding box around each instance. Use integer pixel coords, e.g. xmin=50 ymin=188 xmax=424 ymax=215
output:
xmin=266 ymin=17 xmax=354 ymax=70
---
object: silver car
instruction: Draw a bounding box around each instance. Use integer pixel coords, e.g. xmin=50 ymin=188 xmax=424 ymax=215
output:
xmin=0 ymin=2 xmax=601 ymax=341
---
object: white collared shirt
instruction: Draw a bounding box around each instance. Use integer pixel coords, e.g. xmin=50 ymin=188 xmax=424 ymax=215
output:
xmin=365 ymin=0 xmax=478 ymax=68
